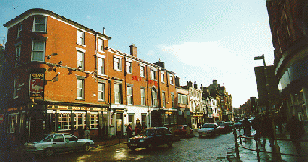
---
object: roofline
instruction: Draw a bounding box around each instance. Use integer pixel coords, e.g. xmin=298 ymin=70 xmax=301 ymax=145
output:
xmin=3 ymin=8 xmax=111 ymax=40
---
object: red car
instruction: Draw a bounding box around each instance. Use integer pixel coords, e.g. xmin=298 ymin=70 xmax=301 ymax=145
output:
xmin=173 ymin=125 xmax=193 ymax=136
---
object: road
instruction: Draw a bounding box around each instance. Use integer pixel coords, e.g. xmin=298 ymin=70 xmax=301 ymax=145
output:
xmin=17 ymin=131 xmax=235 ymax=162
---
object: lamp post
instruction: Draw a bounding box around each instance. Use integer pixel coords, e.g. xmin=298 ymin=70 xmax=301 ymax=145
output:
xmin=254 ymin=54 xmax=281 ymax=161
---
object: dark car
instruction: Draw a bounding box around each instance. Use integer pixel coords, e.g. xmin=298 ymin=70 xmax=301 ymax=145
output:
xmin=127 ymin=127 xmax=173 ymax=151
xmin=198 ymin=123 xmax=219 ymax=137
xmin=173 ymin=125 xmax=193 ymax=136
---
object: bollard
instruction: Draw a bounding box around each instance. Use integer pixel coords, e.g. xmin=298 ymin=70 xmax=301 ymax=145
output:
xmin=255 ymin=137 xmax=260 ymax=162
xmin=233 ymin=128 xmax=240 ymax=159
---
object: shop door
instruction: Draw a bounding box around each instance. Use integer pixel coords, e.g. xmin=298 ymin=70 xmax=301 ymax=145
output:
xmin=116 ymin=113 xmax=123 ymax=137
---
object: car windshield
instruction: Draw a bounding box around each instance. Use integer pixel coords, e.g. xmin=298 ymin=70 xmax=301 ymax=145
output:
xmin=202 ymin=124 xmax=216 ymax=128
xmin=41 ymin=135 xmax=53 ymax=142
xmin=145 ymin=129 xmax=156 ymax=136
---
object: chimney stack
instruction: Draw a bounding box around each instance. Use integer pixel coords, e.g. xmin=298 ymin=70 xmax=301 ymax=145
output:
xmin=129 ymin=44 xmax=137 ymax=57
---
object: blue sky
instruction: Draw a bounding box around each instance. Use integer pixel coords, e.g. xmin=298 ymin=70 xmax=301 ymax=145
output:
xmin=1 ymin=0 xmax=274 ymax=108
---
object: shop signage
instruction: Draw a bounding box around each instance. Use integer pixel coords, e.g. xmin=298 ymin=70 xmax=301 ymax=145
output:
xmin=132 ymin=76 xmax=158 ymax=87
xmin=29 ymin=73 xmax=44 ymax=100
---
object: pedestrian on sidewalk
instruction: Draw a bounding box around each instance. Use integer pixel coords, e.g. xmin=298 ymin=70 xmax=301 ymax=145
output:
xmin=242 ymin=118 xmax=251 ymax=137
xmin=126 ymin=124 xmax=133 ymax=139
xmin=85 ymin=127 xmax=91 ymax=139
xmin=287 ymin=115 xmax=304 ymax=154
xmin=261 ymin=114 xmax=274 ymax=147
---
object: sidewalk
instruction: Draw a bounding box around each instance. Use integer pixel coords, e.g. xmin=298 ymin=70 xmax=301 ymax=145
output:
xmin=227 ymin=128 xmax=308 ymax=162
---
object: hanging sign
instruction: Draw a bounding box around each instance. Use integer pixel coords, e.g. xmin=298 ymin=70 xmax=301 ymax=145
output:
xmin=29 ymin=73 xmax=44 ymax=100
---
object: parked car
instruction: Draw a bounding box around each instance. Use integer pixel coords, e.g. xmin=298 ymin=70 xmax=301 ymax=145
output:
xmin=216 ymin=121 xmax=230 ymax=134
xmin=224 ymin=121 xmax=234 ymax=132
xmin=173 ymin=125 xmax=193 ymax=136
xmin=23 ymin=133 xmax=94 ymax=156
xmin=234 ymin=121 xmax=243 ymax=129
xmin=127 ymin=127 xmax=173 ymax=151
xmin=198 ymin=123 xmax=219 ymax=138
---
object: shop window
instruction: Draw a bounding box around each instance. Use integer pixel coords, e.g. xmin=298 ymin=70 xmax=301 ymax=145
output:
xmin=58 ymin=113 xmax=71 ymax=130
xmin=74 ymin=112 xmax=86 ymax=129
xmin=8 ymin=114 xmax=18 ymax=133
xmin=90 ymin=113 xmax=98 ymax=129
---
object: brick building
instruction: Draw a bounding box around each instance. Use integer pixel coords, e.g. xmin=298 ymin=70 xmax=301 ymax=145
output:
xmin=3 ymin=8 xmax=179 ymax=142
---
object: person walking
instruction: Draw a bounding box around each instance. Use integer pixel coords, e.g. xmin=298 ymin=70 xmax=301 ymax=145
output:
xmin=242 ymin=118 xmax=251 ymax=137
xmin=126 ymin=124 xmax=133 ymax=139
xmin=287 ymin=115 xmax=304 ymax=154
xmin=85 ymin=127 xmax=91 ymax=139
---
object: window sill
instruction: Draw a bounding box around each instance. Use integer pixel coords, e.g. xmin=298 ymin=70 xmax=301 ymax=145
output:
xmin=77 ymin=43 xmax=86 ymax=47
xmin=76 ymin=98 xmax=85 ymax=101
xmin=98 ymin=100 xmax=105 ymax=102
xmin=32 ymin=31 xmax=47 ymax=34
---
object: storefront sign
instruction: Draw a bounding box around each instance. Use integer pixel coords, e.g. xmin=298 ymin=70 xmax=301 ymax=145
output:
xmin=29 ymin=73 xmax=44 ymax=100
xmin=132 ymin=76 xmax=158 ymax=87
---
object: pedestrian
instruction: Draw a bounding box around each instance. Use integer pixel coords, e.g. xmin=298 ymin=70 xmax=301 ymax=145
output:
xmin=251 ymin=115 xmax=262 ymax=141
xmin=85 ymin=127 xmax=91 ymax=139
xmin=135 ymin=123 xmax=141 ymax=135
xmin=287 ymin=115 xmax=304 ymax=154
xmin=262 ymin=115 xmax=274 ymax=147
xmin=126 ymin=124 xmax=132 ymax=139
xmin=242 ymin=118 xmax=251 ymax=137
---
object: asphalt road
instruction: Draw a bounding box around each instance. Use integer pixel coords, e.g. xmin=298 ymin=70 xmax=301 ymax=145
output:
xmin=6 ymin=131 xmax=235 ymax=162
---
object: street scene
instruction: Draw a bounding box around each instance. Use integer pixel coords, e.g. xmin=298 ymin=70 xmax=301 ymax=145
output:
xmin=1 ymin=0 xmax=308 ymax=161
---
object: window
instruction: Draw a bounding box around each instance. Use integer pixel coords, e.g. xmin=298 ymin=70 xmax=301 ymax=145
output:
xmin=33 ymin=16 xmax=46 ymax=32
xmin=127 ymin=86 xmax=133 ymax=105
xmin=77 ymin=50 xmax=84 ymax=70
xmin=77 ymin=30 xmax=85 ymax=45
xmin=114 ymin=57 xmax=122 ymax=71
xmin=169 ymin=74 xmax=174 ymax=85
xmin=31 ymin=40 xmax=45 ymax=62
xmin=151 ymin=88 xmax=157 ymax=107
xmin=98 ymin=83 xmax=105 ymax=101
xmin=182 ymin=95 xmax=188 ymax=105
xmin=90 ymin=112 xmax=98 ymax=129
xmin=151 ymin=69 xmax=156 ymax=80
xmin=74 ymin=112 xmax=86 ymax=129
xmin=171 ymin=93 xmax=174 ymax=108
xmin=13 ymin=78 xmax=18 ymax=99
xmin=17 ymin=24 xmax=22 ymax=38
xmin=178 ymin=94 xmax=182 ymax=104
xmin=77 ymin=79 xmax=84 ymax=99
xmin=98 ymin=38 xmax=104 ymax=52
xmin=98 ymin=57 xmax=105 ymax=75
xmin=126 ymin=61 xmax=132 ymax=74
xmin=140 ymin=66 xmax=145 ymax=77
xmin=58 ymin=113 xmax=71 ymax=130
xmin=162 ymin=92 xmax=166 ymax=108
xmin=114 ymin=83 xmax=122 ymax=104
xmin=8 ymin=114 xmax=18 ymax=133
xmin=15 ymin=45 xmax=21 ymax=62
xmin=128 ymin=114 xmax=134 ymax=126
xmin=161 ymin=71 xmax=165 ymax=83
xmin=53 ymin=135 xmax=64 ymax=142
xmin=140 ymin=88 xmax=145 ymax=106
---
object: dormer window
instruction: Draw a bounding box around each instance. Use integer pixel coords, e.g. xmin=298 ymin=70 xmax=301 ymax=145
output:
xmin=98 ymin=38 xmax=104 ymax=52
xmin=33 ymin=16 xmax=46 ymax=32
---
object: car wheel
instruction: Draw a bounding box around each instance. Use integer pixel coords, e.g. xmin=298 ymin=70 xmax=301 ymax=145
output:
xmin=45 ymin=148 xmax=54 ymax=156
xmin=83 ymin=143 xmax=90 ymax=152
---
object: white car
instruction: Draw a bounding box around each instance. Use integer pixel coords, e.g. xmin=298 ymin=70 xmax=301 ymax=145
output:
xmin=23 ymin=133 xmax=94 ymax=156
xmin=198 ymin=123 xmax=219 ymax=137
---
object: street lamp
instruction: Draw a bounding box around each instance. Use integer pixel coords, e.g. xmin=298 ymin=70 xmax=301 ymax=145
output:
xmin=254 ymin=54 xmax=282 ymax=161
